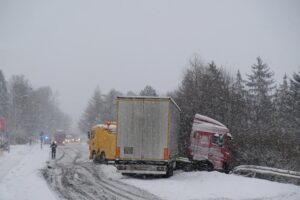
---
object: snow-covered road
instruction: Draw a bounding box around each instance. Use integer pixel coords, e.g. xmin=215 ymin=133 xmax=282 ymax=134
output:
xmin=0 ymin=143 xmax=299 ymax=200
xmin=43 ymin=143 xmax=160 ymax=200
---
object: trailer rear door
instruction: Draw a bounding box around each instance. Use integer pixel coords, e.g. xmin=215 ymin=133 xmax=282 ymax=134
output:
xmin=117 ymin=98 xmax=168 ymax=161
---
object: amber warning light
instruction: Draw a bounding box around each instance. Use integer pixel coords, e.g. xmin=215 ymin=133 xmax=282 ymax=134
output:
xmin=116 ymin=147 xmax=120 ymax=159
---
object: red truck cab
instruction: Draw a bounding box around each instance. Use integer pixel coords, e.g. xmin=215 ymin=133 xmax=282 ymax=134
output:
xmin=188 ymin=114 xmax=232 ymax=172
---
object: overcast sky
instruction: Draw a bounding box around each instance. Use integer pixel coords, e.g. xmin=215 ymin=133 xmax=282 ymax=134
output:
xmin=0 ymin=0 xmax=299 ymax=129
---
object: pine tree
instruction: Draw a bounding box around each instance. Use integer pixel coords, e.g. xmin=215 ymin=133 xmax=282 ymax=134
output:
xmin=202 ymin=61 xmax=231 ymax=124
xmin=246 ymin=57 xmax=276 ymax=135
xmin=78 ymin=87 xmax=105 ymax=133
xmin=0 ymin=70 xmax=9 ymax=119
xmin=230 ymin=70 xmax=249 ymax=135
xmin=139 ymin=85 xmax=158 ymax=96
xmin=244 ymin=57 xmax=278 ymax=166
xmin=274 ymin=74 xmax=293 ymax=136
xmin=289 ymin=71 xmax=300 ymax=136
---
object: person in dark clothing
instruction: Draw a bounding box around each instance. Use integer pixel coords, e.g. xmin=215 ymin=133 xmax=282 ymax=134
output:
xmin=50 ymin=141 xmax=57 ymax=159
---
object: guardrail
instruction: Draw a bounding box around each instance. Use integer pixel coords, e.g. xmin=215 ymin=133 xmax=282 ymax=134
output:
xmin=232 ymin=165 xmax=300 ymax=186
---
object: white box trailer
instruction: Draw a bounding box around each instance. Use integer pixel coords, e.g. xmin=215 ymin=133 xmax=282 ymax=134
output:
xmin=115 ymin=96 xmax=180 ymax=176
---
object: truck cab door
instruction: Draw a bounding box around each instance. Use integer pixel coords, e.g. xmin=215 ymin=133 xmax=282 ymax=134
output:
xmin=209 ymin=134 xmax=225 ymax=170
xmin=190 ymin=131 xmax=210 ymax=161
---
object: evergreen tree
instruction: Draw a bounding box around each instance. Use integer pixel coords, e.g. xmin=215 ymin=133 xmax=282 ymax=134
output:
xmin=139 ymin=85 xmax=158 ymax=96
xmin=274 ymin=74 xmax=293 ymax=136
xmin=78 ymin=87 xmax=104 ymax=133
xmin=246 ymin=57 xmax=276 ymax=135
xmin=244 ymin=57 xmax=279 ymax=166
xmin=230 ymin=70 xmax=249 ymax=135
xmin=0 ymin=70 xmax=9 ymax=119
xmin=289 ymin=71 xmax=300 ymax=136
xmin=202 ymin=61 xmax=232 ymax=124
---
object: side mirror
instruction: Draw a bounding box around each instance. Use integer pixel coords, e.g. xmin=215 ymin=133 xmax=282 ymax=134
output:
xmin=87 ymin=131 xmax=91 ymax=139
xmin=227 ymin=133 xmax=233 ymax=140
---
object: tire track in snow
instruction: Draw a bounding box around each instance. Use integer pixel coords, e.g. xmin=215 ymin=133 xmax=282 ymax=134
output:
xmin=43 ymin=143 xmax=161 ymax=200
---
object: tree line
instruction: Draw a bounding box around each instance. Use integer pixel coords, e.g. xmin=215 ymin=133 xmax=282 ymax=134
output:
xmin=171 ymin=56 xmax=300 ymax=171
xmin=79 ymin=55 xmax=300 ymax=171
xmin=0 ymin=71 xmax=70 ymax=144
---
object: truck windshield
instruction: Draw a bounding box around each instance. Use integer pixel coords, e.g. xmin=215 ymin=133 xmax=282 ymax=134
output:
xmin=212 ymin=134 xmax=224 ymax=147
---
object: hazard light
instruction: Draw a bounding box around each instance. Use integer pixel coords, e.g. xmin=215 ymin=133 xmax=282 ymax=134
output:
xmin=164 ymin=148 xmax=168 ymax=160
xmin=116 ymin=147 xmax=120 ymax=158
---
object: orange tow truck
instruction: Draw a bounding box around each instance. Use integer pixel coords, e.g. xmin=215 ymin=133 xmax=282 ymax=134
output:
xmin=88 ymin=122 xmax=117 ymax=163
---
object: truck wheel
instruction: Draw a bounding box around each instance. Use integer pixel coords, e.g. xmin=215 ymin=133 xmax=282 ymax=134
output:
xmin=99 ymin=152 xmax=106 ymax=164
xmin=183 ymin=163 xmax=193 ymax=172
xmin=92 ymin=152 xmax=97 ymax=163
xmin=167 ymin=167 xmax=173 ymax=177
xmin=223 ymin=162 xmax=230 ymax=174
xmin=205 ymin=161 xmax=214 ymax=171
xmin=164 ymin=165 xmax=174 ymax=178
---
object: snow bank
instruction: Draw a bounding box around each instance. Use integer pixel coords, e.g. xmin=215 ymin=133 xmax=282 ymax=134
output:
xmin=0 ymin=145 xmax=31 ymax=180
xmin=121 ymin=170 xmax=300 ymax=200
xmin=0 ymin=144 xmax=57 ymax=200
xmin=98 ymin=164 xmax=122 ymax=180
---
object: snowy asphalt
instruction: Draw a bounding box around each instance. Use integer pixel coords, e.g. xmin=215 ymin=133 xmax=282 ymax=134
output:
xmin=42 ymin=143 xmax=161 ymax=200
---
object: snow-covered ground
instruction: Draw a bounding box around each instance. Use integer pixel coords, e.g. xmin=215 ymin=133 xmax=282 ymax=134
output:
xmin=103 ymin=165 xmax=300 ymax=200
xmin=1 ymin=143 xmax=300 ymax=200
xmin=0 ymin=144 xmax=57 ymax=200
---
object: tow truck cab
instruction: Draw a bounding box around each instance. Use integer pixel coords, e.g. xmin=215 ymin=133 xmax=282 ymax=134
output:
xmin=88 ymin=122 xmax=117 ymax=163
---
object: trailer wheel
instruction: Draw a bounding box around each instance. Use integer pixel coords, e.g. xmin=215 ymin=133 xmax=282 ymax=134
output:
xmin=167 ymin=167 xmax=173 ymax=177
xmin=164 ymin=165 xmax=174 ymax=178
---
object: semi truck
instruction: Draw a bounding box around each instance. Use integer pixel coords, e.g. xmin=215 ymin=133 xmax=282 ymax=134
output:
xmin=114 ymin=96 xmax=232 ymax=176
xmin=181 ymin=114 xmax=232 ymax=173
xmin=115 ymin=96 xmax=180 ymax=177
xmin=88 ymin=122 xmax=117 ymax=163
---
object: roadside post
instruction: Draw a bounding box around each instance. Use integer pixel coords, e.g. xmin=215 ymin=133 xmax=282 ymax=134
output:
xmin=40 ymin=131 xmax=44 ymax=150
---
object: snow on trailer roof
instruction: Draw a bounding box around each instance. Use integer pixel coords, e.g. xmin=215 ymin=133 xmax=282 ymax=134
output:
xmin=117 ymin=96 xmax=181 ymax=111
xmin=192 ymin=114 xmax=229 ymax=135
xmin=93 ymin=124 xmax=117 ymax=133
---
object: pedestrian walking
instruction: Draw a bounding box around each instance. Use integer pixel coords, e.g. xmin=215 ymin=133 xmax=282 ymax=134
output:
xmin=50 ymin=141 xmax=57 ymax=159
